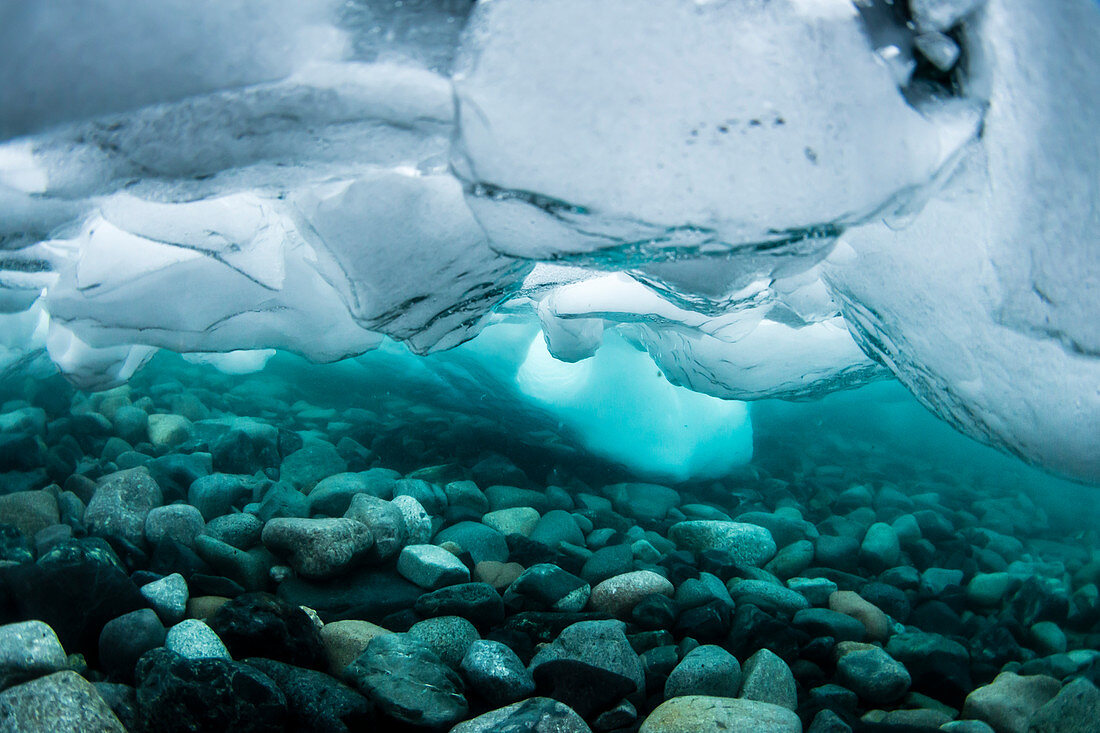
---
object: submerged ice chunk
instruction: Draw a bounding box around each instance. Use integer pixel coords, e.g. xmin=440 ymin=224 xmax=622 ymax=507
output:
xmin=358 ymin=322 xmax=753 ymax=483
xmin=514 ymin=330 xmax=754 ymax=482
xmin=539 ymin=273 xmax=885 ymax=400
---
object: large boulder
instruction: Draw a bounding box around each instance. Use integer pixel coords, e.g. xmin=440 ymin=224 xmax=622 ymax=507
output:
xmin=135 ymin=648 xmax=287 ymax=733
xmin=344 ymin=633 xmax=467 ymax=729
xmin=84 ymin=467 xmax=163 ymax=550
xmin=2 ymin=538 xmax=145 ymax=654
xmin=529 ymin=619 xmax=644 ymax=718
xmin=208 ymin=593 xmax=325 ymax=670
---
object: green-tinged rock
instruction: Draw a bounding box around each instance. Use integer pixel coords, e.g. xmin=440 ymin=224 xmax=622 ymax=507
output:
xmin=962 ymin=672 xmax=1060 ymax=733
xmin=0 ymin=670 xmax=126 ymax=732
xmin=345 ymin=633 xmax=467 ymax=728
xmin=639 ymin=695 xmax=801 ymax=733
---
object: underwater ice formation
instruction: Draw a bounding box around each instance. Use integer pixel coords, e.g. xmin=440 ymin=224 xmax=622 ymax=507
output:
xmin=0 ymin=0 xmax=1097 ymax=482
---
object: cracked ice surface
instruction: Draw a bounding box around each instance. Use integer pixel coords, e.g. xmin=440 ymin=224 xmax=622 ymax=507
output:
xmin=0 ymin=0 xmax=1097 ymax=483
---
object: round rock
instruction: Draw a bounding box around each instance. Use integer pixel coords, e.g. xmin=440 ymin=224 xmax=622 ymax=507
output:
xmin=0 ymin=620 xmax=68 ymax=690
xmin=639 ymin=695 xmax=801 ymax=733
xmin=164 ymin=619 xmax=230 ymax=661
xmin=589 ymin=570 xmax=674 ymax=617
xmin=460 ymin=639 xmax=536 ymax=707
xmin=836 ymin=647 xmax=911 ymax=704
xmin=668 ymin=522 xmax=776 ymax=567
xmin=408 ymin=616 xmax=480 ymax=669
xmin=261 ymin=517 xmax=373 ymax=580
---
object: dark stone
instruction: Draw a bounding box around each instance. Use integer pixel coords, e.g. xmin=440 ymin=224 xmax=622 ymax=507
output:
xmin=908 ymin=600 xmax=963 ymax=636
xmin=859 ymin=582 xmax=911 ymax=622
xmin=912 ymin=510 xmax=954 ymax=541
xmin=807 ymin=708 xmax=854 ymax=733
xmin=673 ymin=599 xmax=733 ymax=642
xmin=0 ymin=523 xmax=33 ymax=564
xmin=459 ymin=639 xmax=536 ymax=707
xmin=632 ymin=594 xmax=678 ymax=631
xmin=415 ymin=582 xmax=506 ymax=628
xmin=393 ymin=478 xmax=446 ymax=515
xmin=658 ymin=552 xmax=700 ymax=586
xmin=243 ymin=657 xmax=373 ymax=733
xmin=255 ymin=484 xmax=310 ymax=522
xmin=835 ymin=648 xmax=911 ymax=705
xmin=208 ymin=592 xmax=325 ymax=670
xmin=878 ymin=566 xmax=921 ymax=591
xmin=188 ymin=474 xmax=257 ymax=521
xmin=93 ymin=682 xmax=140 ymax=733
xmin=493 ymin=611 xmax=614 ymax=657
xmin=529 ymin=619 xmax=643 ymax=719
xmin=806 ymin=683 xmax=859 ymax=717
xmin=380 ymin=609 xmax=420 ymax=633
xmin=1008 ymin=577 xmax=1070 ymax=627
xmin=277 ymin=428 xmax=303 ymax=459
xmin=640 ymin=644 xmax=680 ymax=695
xmin=99 ymin=609 xmax=167 ymax=681
xmin=32 ymin=375 xmax=76 ymax=416
xmin=814 ymin=536 xmax=861 ymax=573
xmin=1068 ymin=588 xmax=1100 ymax=632
xmin=799 ymin=567 xmax=865 ymax=592
xmin=0 ymin=434 xmax=45 ymax=472
xmin=727 ymin=603 xmax=807 ymax=662
xmin=628 ymin=629 xmax=676 ymax=655
xmin=581 ymin=544 xmax=634 ymax=585
xmin=792 ymin=659 xmax=826 ymax=690
xmin=907 ymin=539 xmax=937 ymax=570
xmin=212 ymin=424 xmax=280 ymax=475
xmin=793 ymin=608 xmax=867 ymax=642
xmin=969 ymin=623 xmax=1024 ymax=683
xmin=278 ymin=568 xmax=422 ymax=623
xmin=148 ymin=538 xmax=211 ymax=579
xmin=504 ymin=533 xmax=558 ymax=568
xmin=529 ymin=510 xmax=584 ymax=549
xmin=885 ymin=631 xmax=971 ymax=706
xmin=190 ymin=574 xmax=246 ymax=598
xmin=345 ymin=633 xmax=467 ymax=729
xmin=697 ymin=549 xmax=740 ymax=582
xmin=503 ymin=563 xmax=589 ymax=613
xmin=145 ymin=453 xmax=212 ymax=503
xmin=800 ymin=636 xmax=837 ymax=669
xmin=135 ymin=648 xmax=287 ymax=733
xmin=2 ymin=538 xmax=145 ymax=657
